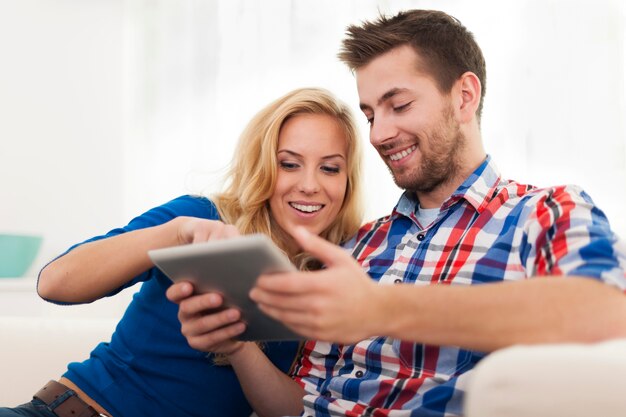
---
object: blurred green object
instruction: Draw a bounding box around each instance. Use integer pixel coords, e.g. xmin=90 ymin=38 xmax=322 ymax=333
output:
xmin=0 ymin=234 xmax=43 ymax=277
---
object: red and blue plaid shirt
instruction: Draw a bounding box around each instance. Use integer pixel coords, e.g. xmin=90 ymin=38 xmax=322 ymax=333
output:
xmin=292 ymin=156 xmax=626 ymax=417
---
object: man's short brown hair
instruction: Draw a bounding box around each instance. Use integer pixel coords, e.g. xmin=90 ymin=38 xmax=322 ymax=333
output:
xmin=339 ymin=9 xmax=487 ymax=120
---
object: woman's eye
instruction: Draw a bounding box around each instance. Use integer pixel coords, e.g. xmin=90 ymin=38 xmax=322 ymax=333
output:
xmin=321 ymin=165 xmax=340 ymax=174
xmin=280 ymin=161 xmax=299 ymax=170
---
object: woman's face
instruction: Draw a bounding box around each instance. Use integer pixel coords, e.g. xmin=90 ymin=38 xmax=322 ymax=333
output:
xmin=269 ymin=113 xmax=349 ymax=238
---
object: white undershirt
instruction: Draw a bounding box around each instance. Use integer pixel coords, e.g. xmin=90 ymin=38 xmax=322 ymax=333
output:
xmin=416 ymin=205 xmax=440 ymax=227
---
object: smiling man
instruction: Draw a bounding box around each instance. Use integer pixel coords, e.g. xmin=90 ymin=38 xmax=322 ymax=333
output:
xmin=355 ymin=42 xmax=484 ymax=208
xmin=248 ymin=9 xmax=626 ymax=416
xmin=169 ymin=9 xmax=626 ymax=417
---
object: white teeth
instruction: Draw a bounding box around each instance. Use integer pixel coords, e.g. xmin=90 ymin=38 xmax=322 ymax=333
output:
xmin=290 ymin=203 xmax=323 ymax=213
xmin=389 ymin=145 xmax=417 ymax=161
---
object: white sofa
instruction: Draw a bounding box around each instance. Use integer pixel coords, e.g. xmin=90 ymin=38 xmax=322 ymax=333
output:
xmin=0 ymin=295 xmax=261 ymax=417
xmin=0 ymin=316 xmax=118 ymax=406
xmin=0 ymin=278 xmax=132 ymax=407
xmin=464 ymin=339 xmax=626 ymax=417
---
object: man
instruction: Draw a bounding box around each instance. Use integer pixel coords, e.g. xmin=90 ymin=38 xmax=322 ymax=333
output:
xmin=168 ymin=9 xmax=626 ymax=416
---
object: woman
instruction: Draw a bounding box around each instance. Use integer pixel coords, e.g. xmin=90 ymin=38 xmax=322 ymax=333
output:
xmin=0 ymin=88 xmax=363 ymax=417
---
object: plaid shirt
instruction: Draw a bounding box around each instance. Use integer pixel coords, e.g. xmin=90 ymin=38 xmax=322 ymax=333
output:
xmin=292 ymin=156 xmax=626 ymax=417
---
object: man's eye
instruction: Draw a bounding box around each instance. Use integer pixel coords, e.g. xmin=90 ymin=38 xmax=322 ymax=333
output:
xmin=393 ymin=102 xmax=412 ymax=112
xmin=366 ymin=117 xmax=374 ymax=126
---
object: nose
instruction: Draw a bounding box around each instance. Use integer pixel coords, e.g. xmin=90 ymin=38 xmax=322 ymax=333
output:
xmin=369 ymin=114 xmax=397 ymax=147
xmin=298 ymin=168 xmax=320 ymax=194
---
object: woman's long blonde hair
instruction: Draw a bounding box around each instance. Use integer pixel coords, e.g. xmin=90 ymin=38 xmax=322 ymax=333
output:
xmin=212 ymin=88 xmax=363 ymax=269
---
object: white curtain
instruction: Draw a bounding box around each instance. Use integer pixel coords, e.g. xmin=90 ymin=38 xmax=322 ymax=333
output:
xmin=123 ymin=0 xmax=626 ymax=237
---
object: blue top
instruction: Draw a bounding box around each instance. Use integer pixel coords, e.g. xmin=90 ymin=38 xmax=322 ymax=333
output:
xmin=52 ymin=195 xmax=299 ymax=417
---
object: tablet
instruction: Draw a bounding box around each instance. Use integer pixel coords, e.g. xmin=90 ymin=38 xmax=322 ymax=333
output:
xmin=148 ymin=234 xmax=304 ymax=341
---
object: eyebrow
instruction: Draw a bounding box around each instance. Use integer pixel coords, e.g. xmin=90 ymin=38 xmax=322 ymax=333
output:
xmin=359 ymin=87 xmax=409 ymax=112
xmin=277 ymin=149 xmax=346 ymax=161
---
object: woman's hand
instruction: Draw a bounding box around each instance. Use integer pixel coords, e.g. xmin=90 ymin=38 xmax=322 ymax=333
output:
xmin=166 ymin=281 xmax=248 ymax=355
xmin=174 ymin=216 xmax=240 ymax=245
xmin=168 ymin=219 xmax=246 ymax=354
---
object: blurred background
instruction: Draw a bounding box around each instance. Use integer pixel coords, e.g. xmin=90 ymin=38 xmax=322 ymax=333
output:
xmin=1 ymin=0 xmax=625 ymax=277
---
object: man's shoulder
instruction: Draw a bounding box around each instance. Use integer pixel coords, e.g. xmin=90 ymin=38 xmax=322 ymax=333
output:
xmin=496 ymin=180 xmax=588 ymax=206
xmin=356 ymin=215 xmax=394 ymax=236
xmin=339 ymin=215 xmax=394 ymax=251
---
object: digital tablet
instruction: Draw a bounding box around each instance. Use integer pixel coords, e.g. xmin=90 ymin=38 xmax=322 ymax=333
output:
xmin=148 ymin=234 xmax=304 ymax=341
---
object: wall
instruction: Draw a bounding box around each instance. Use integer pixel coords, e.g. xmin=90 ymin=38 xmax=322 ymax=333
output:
xmin=0 ymin=0 xmax=126 ymax=275
xmin=1 ymin=0 xmax=625 ymax=278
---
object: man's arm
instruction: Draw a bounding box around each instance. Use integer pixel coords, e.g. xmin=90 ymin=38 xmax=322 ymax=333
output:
xmin=250 ymin=227 xmax=626 ymax=351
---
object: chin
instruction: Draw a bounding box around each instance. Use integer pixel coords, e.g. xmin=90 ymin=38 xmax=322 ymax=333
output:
xmin=299 ymin=225 xmax=318 ymax=235
xmin=300 ymin=224 xmax=325 ymax=237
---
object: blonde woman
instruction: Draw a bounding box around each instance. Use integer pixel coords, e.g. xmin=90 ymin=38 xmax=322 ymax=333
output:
xmin=1 ymin=88 xmax=363 ymax=417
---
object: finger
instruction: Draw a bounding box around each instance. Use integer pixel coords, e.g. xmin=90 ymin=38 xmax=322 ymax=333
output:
xmin=258 ymin=303 xmax=353 ymax=343
xmin=185 ymin=322 xmax=247 ymax=352
xmin=250 ymin=286 xmax=318 ymax=311
xmin=257 ymin=302 xmax=310 ymax=325
xmin=291 ymin=227 xmax=353 ymax=266
xmin=177 ymin=292 xmax=225 ymax=318
xmin=252 ymin=272 xmax=321 ymax=295
xmin=181 ymin=307 xmax=242 ymax=336
xmin=189 ymin=220 xmax=222 ymax=243
xmin=165 ymin=281 xmax=194 ymax=303
xmin=222 ymin=224 xmax=240 ymax=239
xmin=256 ymin=303 xmax=322 ymax=339
xmin=208 ymin=223 xmax=239 ymax=241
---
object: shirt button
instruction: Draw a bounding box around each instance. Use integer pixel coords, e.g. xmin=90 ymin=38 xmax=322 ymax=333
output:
xmin=394 ymin=278 xmax=402 ymax=284
xmin=417 ymin=233 xmax=425 ymax=241
xmin=355 ymin=370 xmax=364 ymax=378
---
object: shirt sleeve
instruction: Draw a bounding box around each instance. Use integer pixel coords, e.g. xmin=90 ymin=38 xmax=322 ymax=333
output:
xmin=520 ymin=185 xmax=626 ymax=289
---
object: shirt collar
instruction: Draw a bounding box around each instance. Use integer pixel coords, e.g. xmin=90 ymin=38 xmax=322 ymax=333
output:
xmin=393 ymin=155 xmax=501 ymax=219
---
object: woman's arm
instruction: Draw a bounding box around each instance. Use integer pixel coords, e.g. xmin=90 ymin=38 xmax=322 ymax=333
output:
xmin=38 ymin=216 xmax=233 ymax=303
xmin=166 ymin=282 xmax=305 ymax=417
xmin=230 ymin=343 xmax=304 ymax=417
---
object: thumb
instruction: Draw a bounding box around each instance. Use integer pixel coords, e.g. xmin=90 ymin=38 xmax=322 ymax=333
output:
xmin=292 ymin=227 xmax=352 ymax=267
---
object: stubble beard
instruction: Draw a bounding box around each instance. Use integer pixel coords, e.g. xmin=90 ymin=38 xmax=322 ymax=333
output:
xmin=389 ymin=108 xmax=465 ymax=194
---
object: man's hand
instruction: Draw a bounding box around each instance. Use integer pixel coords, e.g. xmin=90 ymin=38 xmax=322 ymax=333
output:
xmin=249 ymin=227 xmax=382 ymax=344
xmin=166 ymin=282 xmax=248 ymax=355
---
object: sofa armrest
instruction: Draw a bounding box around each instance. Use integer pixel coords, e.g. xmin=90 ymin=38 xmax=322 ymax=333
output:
xmin=464 ymin=339 xmax=626 ymax=417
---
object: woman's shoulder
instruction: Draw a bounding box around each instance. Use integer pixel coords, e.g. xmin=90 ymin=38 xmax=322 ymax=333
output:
xmin=160 ymin=195 xmax=220 ymax=220
xmin=122 ymin=195 xmax=220 ymax=232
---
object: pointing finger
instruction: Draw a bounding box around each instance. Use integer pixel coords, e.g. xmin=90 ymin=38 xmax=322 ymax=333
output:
xmin=291 ymin=227 xmax=353 ymax=267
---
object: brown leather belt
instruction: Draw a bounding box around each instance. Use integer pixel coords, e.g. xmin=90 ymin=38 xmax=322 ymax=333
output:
xmin=34 ymin=380 xmax=108 ymax=417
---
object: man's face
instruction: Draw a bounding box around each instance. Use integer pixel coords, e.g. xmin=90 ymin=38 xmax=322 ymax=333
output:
xmin=356 ymin=45 xmax=464 ymax=194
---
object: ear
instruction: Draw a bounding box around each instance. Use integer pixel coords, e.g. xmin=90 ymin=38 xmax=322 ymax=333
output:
xmin=453 ymin=71 xmax=481 ymax=124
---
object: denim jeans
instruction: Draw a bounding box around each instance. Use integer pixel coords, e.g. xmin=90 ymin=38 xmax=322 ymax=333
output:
xmin=0 ymin=399 xmax=58 ymax=417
